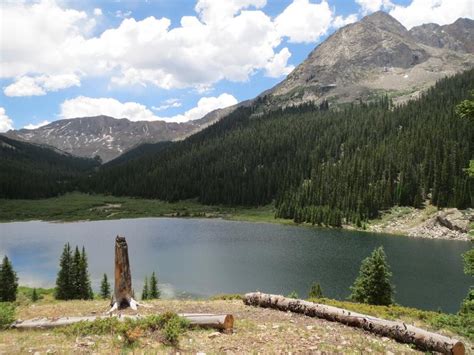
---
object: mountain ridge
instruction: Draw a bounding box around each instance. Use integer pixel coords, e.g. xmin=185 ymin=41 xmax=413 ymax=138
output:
xmin=6 ymin=11 xmax=474 ymax=162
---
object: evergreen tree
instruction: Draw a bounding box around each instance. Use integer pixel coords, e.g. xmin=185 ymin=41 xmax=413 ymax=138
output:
xmin=149 ymin=272 xmax=160 ymax=299
xmin=55 ymin=243 xmax=72 ymax=300
xmin=80 ymin=247 xmax=93 ymax=299
xmin=142 ymin=277 xmax=149 ymax=300
xmin=70 ymin=246 xmax=82 ymax=298
xmin=308 ymin=282 xmax=323 ymax=299
xmin=100 ymin=274 xmax=111 ymax=300
xmin=31 ymin=288 xmax=39 ymax=302
xmin=0 ymin=256 xmax=18 ymax=302
xmin=350 ymin=246 xmax=394 ymax=306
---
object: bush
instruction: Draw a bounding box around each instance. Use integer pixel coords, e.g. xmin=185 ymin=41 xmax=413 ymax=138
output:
xmin=287 ymin=291 xmax=298 ymax=299
xmin=59 ymin=312 xmax=189 ymax=346
xmin=0 ymin=303 xmax=15 ymax=329
xmin=308 ymin=282 xmax=323 ymax=299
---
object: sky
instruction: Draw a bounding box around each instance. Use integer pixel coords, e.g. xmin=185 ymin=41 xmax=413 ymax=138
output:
xmin=0 ymin=0 xmax=473 ymax=131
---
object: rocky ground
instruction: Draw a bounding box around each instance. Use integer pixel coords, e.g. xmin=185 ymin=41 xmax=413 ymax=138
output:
xmin=0 ymin=299 xmax=426 ymax=354
xmin=368 ymin=206 xmax=473 ymax=241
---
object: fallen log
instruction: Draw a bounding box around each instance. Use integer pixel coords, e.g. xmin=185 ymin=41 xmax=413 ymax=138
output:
xmin=244 ymin=292 xmax=464 ymax=355
xmin=12 ymin=313 xmax=234 ymax=333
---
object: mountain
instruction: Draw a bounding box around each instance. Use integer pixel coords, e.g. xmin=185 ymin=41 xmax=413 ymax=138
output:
xmin=409 ymin=18 xmax=474 ymax=53
xmin=5 ymin=115 xmax=207 ymax=163
xmin=262 ymin=12 xmax=474 ymax=108
xmin=0 ymin=135 xmax=99 ymax=199
xmin=6 ymin=12 xmax=474 ymax=163
xmin=87 ymin=69 xmax=474 ymax=227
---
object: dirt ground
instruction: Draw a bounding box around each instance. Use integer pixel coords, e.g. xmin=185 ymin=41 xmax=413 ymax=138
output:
xmin=0 ymin=299 xmax=423 ymax=354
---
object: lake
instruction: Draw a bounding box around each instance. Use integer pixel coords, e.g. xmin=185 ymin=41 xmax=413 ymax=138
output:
xmin=0 ymin=218 xmax=470 ymax=313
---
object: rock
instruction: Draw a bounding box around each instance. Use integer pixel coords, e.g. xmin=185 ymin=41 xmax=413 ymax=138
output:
xmin=306 ymin=325 xmax=314 ymax=330
xmin=208 ymin=332 xmax=221 ymax=339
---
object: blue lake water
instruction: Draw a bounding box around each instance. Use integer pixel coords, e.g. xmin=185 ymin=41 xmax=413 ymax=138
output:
xmin=0 ymin=218 xmax=470 ymax=313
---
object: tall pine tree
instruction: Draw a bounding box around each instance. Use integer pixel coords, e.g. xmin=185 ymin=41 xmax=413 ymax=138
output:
xmin=142 ymin=277 xmax=149 ymax=300
xmin=0 ymin=256 xmax=18 ymax=302
xmin=55 ymin=243 xmax=72 ymax=300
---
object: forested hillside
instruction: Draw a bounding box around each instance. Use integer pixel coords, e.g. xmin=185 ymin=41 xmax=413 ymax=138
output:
xmin=88 ymin=69 xmax=473 ymax=226
xmin=0 ymin=136 xmax=99 ymax=199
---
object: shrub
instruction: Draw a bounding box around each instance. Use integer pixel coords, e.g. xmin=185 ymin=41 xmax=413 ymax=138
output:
xmin=0 ymin=303 xmax=15 ymax=329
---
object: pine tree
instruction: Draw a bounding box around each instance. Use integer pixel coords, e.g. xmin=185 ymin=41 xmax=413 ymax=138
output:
xmin=55 ymin=243 xmax=72 ymax=300
xmin=142 ymin=277 xmax=149 ymax=300
xmin=80 ymin=247 xmax=93 ymax=299
xmin=0 ymin=256 xmax=18 ymax=302
xmin=31 ymin=288 xmax=39 ymax=302
xmin=100 ymin=274 xmax=111 ymax=300
xmin=308 ymin=282 xmax=323 ymax=299
xmin=460 ymin=248 xmax=474 ymax=314
xmin=70 ymin=246 xmax=82 ymax=299
xmin=149 ymin=271 xmax=160 ymax=299
xmin=349 ymin=246 xmax=394 ymax=306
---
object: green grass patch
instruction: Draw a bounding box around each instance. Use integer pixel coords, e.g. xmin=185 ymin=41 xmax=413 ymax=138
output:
xmin=209 ymin=293 xmax=243 ymax=301
xmin=309 ymin=298 xmax=473 ymax=340
xmin=0 ymin=303 xmax=15 ymax=329
xmin=58 ymin=312 xmax=189 ymax=346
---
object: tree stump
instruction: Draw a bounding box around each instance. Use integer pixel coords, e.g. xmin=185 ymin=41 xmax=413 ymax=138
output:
xmin=109 ymin=236 xmax=139 ymax=312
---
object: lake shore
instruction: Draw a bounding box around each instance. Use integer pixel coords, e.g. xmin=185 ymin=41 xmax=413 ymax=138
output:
xmin=2 ymin=293 xmax=471 ymax=353
xmin=0 ymin=192 xmax=471 ymax=241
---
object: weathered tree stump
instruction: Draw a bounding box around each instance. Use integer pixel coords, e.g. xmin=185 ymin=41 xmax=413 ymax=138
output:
xmin=109 ymin=236 xmax=139 ymax=312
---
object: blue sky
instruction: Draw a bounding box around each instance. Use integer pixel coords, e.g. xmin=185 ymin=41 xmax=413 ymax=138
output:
xmin=0 ymin=0 xmax=472 ymax=131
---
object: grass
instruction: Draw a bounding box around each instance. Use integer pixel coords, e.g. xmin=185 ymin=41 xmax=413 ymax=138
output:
xmin=57 ymin=312 xmax=189 ymax=346
xmin=0 ymin=192 xmax=284 ymax=224
xmin=308 ymin=298 xmax=474 ymax=340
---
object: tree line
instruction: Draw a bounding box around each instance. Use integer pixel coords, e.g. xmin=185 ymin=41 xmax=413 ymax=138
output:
xmin=86 ymin=69 xmax=474 ymax=226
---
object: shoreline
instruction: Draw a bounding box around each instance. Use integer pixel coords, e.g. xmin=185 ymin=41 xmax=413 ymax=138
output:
xmin=0 ymin=193 xmax=472 ymax=241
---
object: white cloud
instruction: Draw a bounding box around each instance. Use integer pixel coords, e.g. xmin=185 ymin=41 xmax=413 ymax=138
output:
xmin=115 ymin=10 xmax=132 ymax=19
xmin=0 ymin=107 xmax=14 ymax=132
xmin=275 ymin=0 xmax=333 ymax=43
xmin=265 ymin=47 xmax=294 ymax=77
xmin=355 ymin=0 xmax=393 ymax=15
xmin=93 ymin=8 xmax=102 ymax=16
xmin=164 ymin=93 xmax=238 ymax=122
xmin=195 ymin=0 xmax=267 ymax=24
xmin=61 ymin=96 xmax=157 ymax=121
xmin=24 ymin=120 xmax=50 ymax=130
xmin=152 ymin=98 xmax=182 ymax=111
xmin=4 ymin=76 xmax=46 ymax=97
xmin=4 ymin=74 xmax=80 ymax=97
xmin=332 ymin=13 xmax=358 ymax=28
xmin=0 ymin=0 xmax=295 ymax=95
xmin=59 ymin=93 xmax=237 ymax=123
xmin=389 ymin=0 xmax=474 ymax=29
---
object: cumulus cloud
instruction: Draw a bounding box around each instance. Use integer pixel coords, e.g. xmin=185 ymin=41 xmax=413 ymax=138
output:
xmin=24 ymin=120 xmax=51 ymax=130
xmin=332 ymin=13 xmax=358 ymax=28
xmin=389 ymin=0 xmax=474 ymax=29
xmin=0 ymin=107 xmax=14 ymax=132
xmin=265 ymin=47 xmax=294 ymax=77
xmin=60 ymin=93 xmax=237 ymax=123
xmin=4 ymin=74 xmax=80 ymax=97
xmin=0 ymin=0 xmax=322 ymax=96
xmin=355 ymin=0 xmax=393 ymax=15
xmin=275 ymin=0 xmax=333 ymax=43
xmin=152 ymin=98 xmax=182 ymax=112
xmin=93 ymin=8 xmax=102 ymax=16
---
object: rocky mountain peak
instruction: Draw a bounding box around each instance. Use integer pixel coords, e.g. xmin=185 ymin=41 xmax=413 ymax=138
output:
xmin=265 ymin=12 xmax=473 ymax=108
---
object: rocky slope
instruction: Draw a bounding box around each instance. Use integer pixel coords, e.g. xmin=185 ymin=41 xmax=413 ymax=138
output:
xmin=369 ymin=206 xmax=473 ymax=241
xmin=262 ymin=12 xmax=474 ymax=108
xmin=6 ymin=12 xmax=473 ymax=162
xmin=5 ymin=115 xmax=205 ymax=163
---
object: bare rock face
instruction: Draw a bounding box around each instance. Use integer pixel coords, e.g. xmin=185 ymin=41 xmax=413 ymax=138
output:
xmin=407 ymin=209 xmax=473 ymax=241
xmin=410 ymin=18 xmax=474 ymax=53
xmin=264 ymin=12 xmax=474 ymax=108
